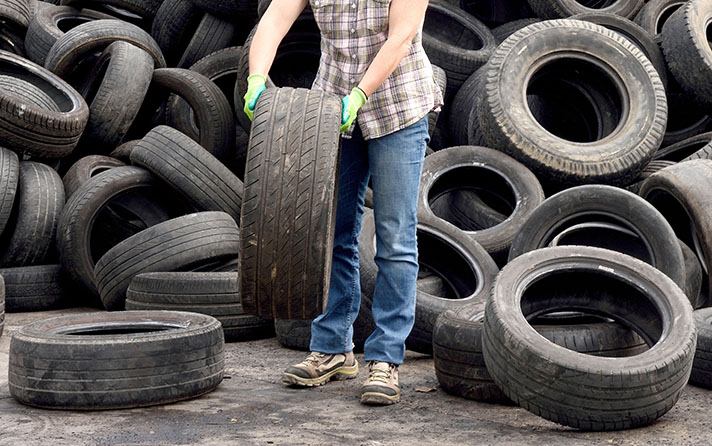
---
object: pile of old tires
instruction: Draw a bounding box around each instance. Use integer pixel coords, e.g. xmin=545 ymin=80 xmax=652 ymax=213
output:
xmin=0 ymin=0 xmax=708 ymax=430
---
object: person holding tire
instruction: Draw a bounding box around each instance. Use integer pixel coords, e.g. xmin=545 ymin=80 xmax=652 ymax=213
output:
xmin=244 ymin=0 xmax=441 ymax=405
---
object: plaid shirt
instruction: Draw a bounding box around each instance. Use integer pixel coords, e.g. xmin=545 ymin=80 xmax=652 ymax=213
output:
xmin=309 ymin=0 xmax=442 ymax=139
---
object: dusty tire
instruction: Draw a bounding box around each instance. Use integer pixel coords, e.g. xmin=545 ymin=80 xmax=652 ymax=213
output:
xmin=479 ymin=19 xmax=667 ymax=188
xmin=661 ymin=1 xmax=712 ymax=110
xmin=0 ymin=161 xmax=64 ymax=267
xmin=25 ymin=5 xmax=114 ymax=65
xmin=0 ymin=51 xmax=88 ymax=158
xmin=0 ymin=147 xmax=19 ymax=237
xmin=125 ymin=272 xmax=274 ymax=341
xmin=94 ymin=211 xmax=239 ymax=311
xmin=2 ymin=264 xmax=66 ymax=311
xmin=239 ymin=88 xmax=340 ymax=320
xmin=691 ymin=308 xmax=712 ymax=388
xmin=654 ymin=132 xmax=712 ymax=162
xmin=177 ymin=13 xmax=236 ymax=69
xmin=150 ymin=0 xmax=201 ymax=66
xmin=130 ymin=125 xmax=243 ymax=222
xmin=526 ymin=0 xmax=643 ymax=19
xmin=681 ymin=240 xmax=704 ymax=309
xmin=635 ymin=0 xmax=686 ymax=39
xmin=190 ymin=0 xmax=257 ymax=18
xmin=274 ymin=318 xmax=311 ymax=351
xmin=8 ymin=310 xmax=224 ymax=409
xmin=483 ymin=246 xmax=695 ymax=430
xmin=508 ymin=184 xmax=685 ymax=292
xmin=56 ymin=166 xmax=188 ymax=296
xmin=418 ymin=146 xmax=545 ymax=263
xmin=61 ymin=154 xmax=125 ymax=199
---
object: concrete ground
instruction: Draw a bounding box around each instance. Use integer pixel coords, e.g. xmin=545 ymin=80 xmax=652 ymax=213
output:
xmin=0 ymin=308 xmax=710 ymax=446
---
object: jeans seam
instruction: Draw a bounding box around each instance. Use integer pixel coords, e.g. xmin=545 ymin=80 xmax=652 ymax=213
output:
xmin=342 ymin=213 xmax=360 ymax=352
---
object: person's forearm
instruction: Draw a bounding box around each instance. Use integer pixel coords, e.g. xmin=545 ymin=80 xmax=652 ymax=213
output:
xmin=249 ymin=0 xmax=308 ymax=76
xmin=357 ymin=37 xmax=414 ymax=97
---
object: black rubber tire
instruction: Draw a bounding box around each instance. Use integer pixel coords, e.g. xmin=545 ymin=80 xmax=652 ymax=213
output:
xmin=427 ymin=65 xmax=446 ymax=140
xmin=125 ymin=272 xmax=274 ymax=341
xmin=433 ymin=302 xmax=647 ymax=404
xmin=0 ymin=147 xmax=19 ymax=238
xmin=635 ymin=0 xmax=686 ymax=39
xmin=239 ymin=88 xmax=340 ymax=320
xmin=0 ymin=74 xmax=60 ymax=111
xmin=508 ymin=184 xmax=685 ymax=289
xmin=422 ymin=1 xmax=496 ymax=99
xmin=681 ymin=239 xmax=704 ymax=310
xmin=94 ymin=211 xmax=239 ymax=311
xmin=190 ymin=0 xmax=257 ymax=18
xmin=0 ymin=161 xmax=63 ymax=267
xmin=8 ymin=310 xmax=224 ymax=409
xmin=56 ymin=165 xmax=188 ymax=297
xmin=130 ymin=125 xmax=243 ymax=222
xmin=165 ymin=46 xmax=248 ymax=176
xmin=0 ymin=275 xmax=4 ymax=336
xmin=526 ymin=0 xmax=643 ymax=19
xmin=359 ymin=210 xmax=499 ymax=355
xmin=625 ymin=159 xmax=675 ymax=194
xmin=44 ymin=19 xmax=165 ymax=83
xmin=654 ymin=132 xmax=712 ymax=162
xmin=662 ymin=80 xmax=711 ymax=147
xmin=691 ymin=308 xmax=712 ymax=388
xmin=639 ymin=159 xmax=712 ymax=308
xmin=461 ymin=0 xmax=536 ymax=27
xmin=150 ymin=0 xmax=202 ymax=66
xmin=141 ymin=68 xmax=235 ymax=163
xmin=570 ymin=12 xmax=668 ymax=87
xmin=25 ymin=5 xmax=114 ymax=65
xmin=2 ymin=264 xmax=66 ymax=311
xmin=418 ymin=146 xmax=545 ymax=264
xmin=661 ymin=1 xmax=712 ymax=110
xmin=60 ymin=0 xmax=162 ymax=20
xmin=61 ymin=154 xmax=125 ymax=199
xmin=448 ymin=66 xmax=487 ymax=147
xmin=177 ymin=13 xmax=236 ymax=69
xmin=75 ymin=40 xmax=153 ymax=149
xmin=0 ymin=0 xmax=31 ymax=29
xmin=483 ymin=245 xmax=696 ymax=431
xmin=274 ymin=318 xmax=311 ymax=351
xmin=0 ymin=51 xmax=88 ymax=158
xmin=479 ymin=19 xmax=667 ymax=188
xmin=108 ymin=139 xmax=137 ymax=161
xmin=491 ymin=18 xmax=541 ymax=44
xmin=234 ymin=20 xmax=321 ymax=132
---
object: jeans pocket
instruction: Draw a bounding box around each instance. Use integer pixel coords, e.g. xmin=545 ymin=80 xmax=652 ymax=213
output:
xmin=366 ymin=0 xmax=390 ymax=32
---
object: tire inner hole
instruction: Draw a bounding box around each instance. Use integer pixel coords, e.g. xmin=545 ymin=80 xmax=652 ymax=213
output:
xmin=655 ymin=3 xmax=685 ymax=34
xmin=521 ymin=269 xmax=662 ymax=351
xmin=573 ymin=0 xmax=617 ymax=9
xmin=527 ymin=57 xmax=624 ymax=143
xmin=56 ymin=17 xmax=94 ymax=33
xmin=424 ymin=7 xmax=484 ymax=50
xmin=427 ymin=166 xmax=516 ymax=232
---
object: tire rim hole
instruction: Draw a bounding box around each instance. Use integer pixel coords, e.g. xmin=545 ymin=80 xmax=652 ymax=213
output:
xmin=526 ymin=57 xmax=624 ymax=143
xmin=424 ymin=7 xmax=484 ymax=51
xmin=548 ymin=220 xmax=654 ymax=264
xmin=270 ymin=48 xmax=320 ymax=88
xmin=655 ymin=3 xmax=685 ymax=34
xmin=427 ymin=166 xmax=516 ymax=231
xmin=573 ymin=0 xmax=616 ymax=9
xmin=0 ymin=60 xmax=74 ymax=111
xmin=56 ymin=322 xmax=188 ymax=336
xmin=521 ymin=269 xmax=663 ymax=349
xmin=56 ymin=17 xmax=94 ymax=33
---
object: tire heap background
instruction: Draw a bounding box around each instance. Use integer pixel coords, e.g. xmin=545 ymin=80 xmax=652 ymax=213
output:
xmin=0 ymin=0 xmax=708 ymax=430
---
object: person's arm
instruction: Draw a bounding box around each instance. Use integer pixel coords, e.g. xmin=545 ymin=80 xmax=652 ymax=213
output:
xmin=249 ymin=0 xmax=309 ymax=76
xmin=357 ymin=0 xmax=429 ymax=96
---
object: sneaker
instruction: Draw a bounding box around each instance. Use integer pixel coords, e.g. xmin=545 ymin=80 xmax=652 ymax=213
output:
xmin=360 ymin=361 xmax=400 ymax=405
xmin=281 ymin=351 xmax=359 ymax=387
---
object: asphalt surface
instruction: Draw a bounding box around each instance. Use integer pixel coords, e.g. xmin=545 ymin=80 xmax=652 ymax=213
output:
xmin=0 ymin=307 xmax=710 ymax=446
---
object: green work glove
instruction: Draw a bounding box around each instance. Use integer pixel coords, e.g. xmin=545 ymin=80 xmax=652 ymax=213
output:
xmin=340 ymin=87 xmax=368 ymax=133
xmin=243 ymin=73 xmax=267 ymax=121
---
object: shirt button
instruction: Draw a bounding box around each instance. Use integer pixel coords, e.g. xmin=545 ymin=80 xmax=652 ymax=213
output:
xmin=314 ymin=0 xmax=319 ymax=4
xmin=350 ymin=78 xmax=355 ymax=82
xmin=351 ymin=54 xmax=357 ymax=59
xmin=351 ymin=3 xmax=356 ymax=8
xmin=350 ymin=28 xmax=355 ymax=33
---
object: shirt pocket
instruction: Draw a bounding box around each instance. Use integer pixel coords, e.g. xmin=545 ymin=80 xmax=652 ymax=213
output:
xmin=366 ymin=0 xmax=390 ymax=33
xmin=310 ymin=0 xmax=335 ymax=33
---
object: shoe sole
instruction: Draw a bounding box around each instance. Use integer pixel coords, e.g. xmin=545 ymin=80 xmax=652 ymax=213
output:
xmin=281 ymin=364 xmax=359 ymax=387
xmin=360 ymin=391 xmax=400 ymax=405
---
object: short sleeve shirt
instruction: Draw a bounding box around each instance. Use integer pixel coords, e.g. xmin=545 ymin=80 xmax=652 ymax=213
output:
xmin=308 ymin=0 xmax=443 ymax=139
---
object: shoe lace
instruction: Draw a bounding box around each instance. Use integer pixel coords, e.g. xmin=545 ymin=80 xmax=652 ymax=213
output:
xmin=300 ymin=352 xmax=324 ymax=367
xmin=368 ymin=362 xmax=392 ymax=384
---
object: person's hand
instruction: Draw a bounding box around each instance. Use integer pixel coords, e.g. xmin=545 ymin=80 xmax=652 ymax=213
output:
xmin=243 ymin=74 xmax=267 ymax=121
xmin=340 ymin=87 xmax=368 ymax=133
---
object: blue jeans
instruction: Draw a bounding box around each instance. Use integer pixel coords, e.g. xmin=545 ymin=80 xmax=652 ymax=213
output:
xmin=309 ymin=116 xmax=429 ymax=365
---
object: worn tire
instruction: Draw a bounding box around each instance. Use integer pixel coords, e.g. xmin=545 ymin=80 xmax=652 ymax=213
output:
xmin=691 ymin=308 xmax=712 ymax=388
xmin=526 ymin=0 xmax=643 ymax=19
xmin=2 ymin=264 xmax=66 ymax=311
xmin=125 ymin=272 xmax=274 ymax=341
xmin=483 ymin=246 xmax=695 ymax=430
xmin=56 ymin=165 xmax=187 ymax=296
xmin=274 ymin=318 xmax=311 ymax=351
xmin=0 ymin=161 xmax=63 ymax=267
xmin=635 ymin=0 xmax=686 ymax=38
xmin=8 ymin=310 xmax=224 ymax=409
xmin=94 ymin=211 xmax=239 ymax=311
xmin=654 ymin=132 xmax=712 ymax=162
xmin=177 ymin=13 xmax=236 ymax=69
xmin=190 ymin=0 xmax=257 ymax=18
xmin=418 ymin=146 xmax=545 ymax=263
xmin=0 ymin=147 xmax=19 ymax=238
xmin=150 ymin=0 xmax=201 ymax=66
xmin=479 ymin=19 xmax=667 ymax=188
xmin=61 ymin=154 xmax=125 ymax=199
xmin=130 ymin=125 xmax=243 ymax=222
xmin=239 ymin=88 xmax=340 ymax=320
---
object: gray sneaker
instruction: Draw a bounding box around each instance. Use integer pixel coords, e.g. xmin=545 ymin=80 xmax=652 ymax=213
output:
xmin=282 ymin=351 xmax=359 ymax=387
xmin=361 ymin=361 xmax=400 ymax=405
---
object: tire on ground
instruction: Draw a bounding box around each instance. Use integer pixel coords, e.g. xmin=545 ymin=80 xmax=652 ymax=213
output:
xmin=1 ymin=265 xmax=66 ymax=312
